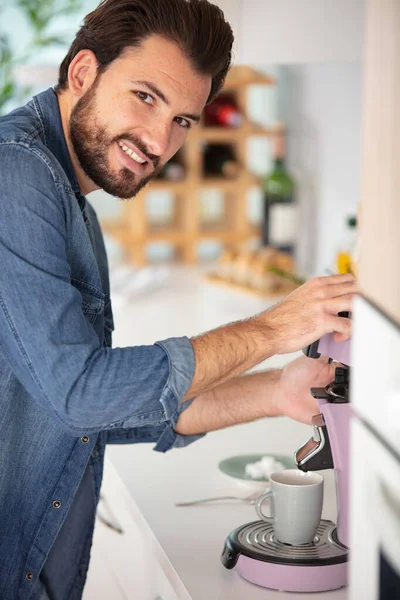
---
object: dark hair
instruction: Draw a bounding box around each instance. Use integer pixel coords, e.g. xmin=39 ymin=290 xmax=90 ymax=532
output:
xmin=56 ymin=0 xmax=233 ymax=103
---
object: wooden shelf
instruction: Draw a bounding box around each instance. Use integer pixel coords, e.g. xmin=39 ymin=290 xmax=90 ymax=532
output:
xmin=222 ymin=66 xmax=275 ymax=89
xmin=192 ymin=123 xmax=272 ymax=143
xmin=104 ymin=221 xmax=261 ymax=242
xmin=147 ymin=173 xmax=260 ymax=192
xmin=202 ymin=172 xmax=260 ymax=187
xmin=204 ymin=274 xmax=297 ymax=299
xmin=147 ymin=179 xmax=187 ymax=192
xmin=101 ymin=66 xmax=273 ymax=266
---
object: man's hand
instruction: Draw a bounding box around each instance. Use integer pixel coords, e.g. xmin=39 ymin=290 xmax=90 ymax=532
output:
xmin=176 ymin=357 xmax=338 ymax=435
xmin=258 ymin=273 xmax=357 ymax=355
xmin=186 ymin=273 xmax=355 ymax=401
xmin=272 ymin=354 xmax=338 ymax=425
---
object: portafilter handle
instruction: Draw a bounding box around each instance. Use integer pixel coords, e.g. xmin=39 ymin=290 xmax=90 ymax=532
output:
xmin=295 ymin=413 xmax=334 ymax=472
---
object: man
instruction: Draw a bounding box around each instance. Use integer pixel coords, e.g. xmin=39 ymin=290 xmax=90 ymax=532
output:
xmin=0 ymin=1 xmax=356 ymax=599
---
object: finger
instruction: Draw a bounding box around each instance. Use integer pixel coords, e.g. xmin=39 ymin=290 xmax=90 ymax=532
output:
xmin=333 ymin=332 xmax=349 ymax=343
xmin=320 ymin=280 xmax=358 ymax=300
xmin=316 ymin=355 xmax=330 ymax=365
xmin=329 ymin=315 xmax=352 ymax=339
xmin=317 ymin=273 xmax=356 ymax=286
xmin=324 ymin=294 xmax=355 ymax=315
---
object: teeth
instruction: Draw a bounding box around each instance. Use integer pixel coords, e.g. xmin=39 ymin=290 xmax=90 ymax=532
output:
xmin=119 ymin=142 xmax=146 ymax=164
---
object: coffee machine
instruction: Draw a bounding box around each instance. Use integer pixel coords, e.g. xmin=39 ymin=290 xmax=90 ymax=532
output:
xmin=221 ymin=327 xmax=351 ymax=593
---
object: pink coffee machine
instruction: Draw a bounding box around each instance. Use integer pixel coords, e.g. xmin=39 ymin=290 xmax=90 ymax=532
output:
xmin=221 ymin=321 xmax=351 ymax=593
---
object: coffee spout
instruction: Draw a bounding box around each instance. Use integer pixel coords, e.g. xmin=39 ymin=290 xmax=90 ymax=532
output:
xmin=295 ymin=413 xmax=334 ymax=472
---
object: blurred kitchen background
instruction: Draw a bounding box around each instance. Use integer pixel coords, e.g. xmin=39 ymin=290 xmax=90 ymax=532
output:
xmin=0 ymin=0 xmax=364 ymax=301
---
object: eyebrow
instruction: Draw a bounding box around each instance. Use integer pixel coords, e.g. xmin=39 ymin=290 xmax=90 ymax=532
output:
xmin=133 ymin=80 xmax=201 ymax=123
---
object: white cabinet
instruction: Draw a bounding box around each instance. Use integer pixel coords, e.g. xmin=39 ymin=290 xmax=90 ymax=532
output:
xmin=350 ymin=3 xmax=400 ymax=595
xmin=350 ymin=417 xmax=400 ymax=600
xmin=357 ymin=0 xmax=400 ymax=324
xmin=84 ymin=459 xmax=192 ymax=600
xmin=84 ymin=545 xmax=126 ymax=600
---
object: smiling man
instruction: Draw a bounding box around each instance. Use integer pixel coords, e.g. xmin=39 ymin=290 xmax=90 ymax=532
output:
xmin=0 ymin=1 xmax=356 ymax=599
xmin=60 ymin=35 xmax=210 ymax=199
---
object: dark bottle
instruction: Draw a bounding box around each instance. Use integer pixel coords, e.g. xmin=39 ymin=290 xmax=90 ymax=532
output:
xmin=203 ymin=144 xmax=240 ymax=179
xmin=157 ymin=150 xmax=185 ymax=180
xmin=262 ymin=123 xmax=297 ymax=254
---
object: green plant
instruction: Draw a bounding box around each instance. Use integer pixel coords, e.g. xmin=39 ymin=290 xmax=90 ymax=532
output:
xmin=0 ymin=0 xmax=82 ymax=114
xmin=16 ymin=0 xmax=82 ymax=48
xmin=0 ymin=33 xmax=16 ymax=113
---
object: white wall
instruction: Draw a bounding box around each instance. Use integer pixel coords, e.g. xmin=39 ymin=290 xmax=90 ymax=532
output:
xmin=215 ymin=0 xmax=365 ymax=65
xmin=281 ymin=62 xmax=363 ymax=276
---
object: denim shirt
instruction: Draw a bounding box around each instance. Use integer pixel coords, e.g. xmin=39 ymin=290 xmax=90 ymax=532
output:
xmin=0 ymin=88 xmax=200 ymax=600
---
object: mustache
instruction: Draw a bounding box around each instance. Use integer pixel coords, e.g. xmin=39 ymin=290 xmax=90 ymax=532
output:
xmin=114 ymin=133 xmax=160 ymax=168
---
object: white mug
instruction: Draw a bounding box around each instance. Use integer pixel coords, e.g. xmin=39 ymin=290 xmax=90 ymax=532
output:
xmin=255 ymin=469 xmax=324 ymax=545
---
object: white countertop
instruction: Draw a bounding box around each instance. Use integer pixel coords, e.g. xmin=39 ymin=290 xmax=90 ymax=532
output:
xmin=106 ymin=266 xmax=347 ymax=600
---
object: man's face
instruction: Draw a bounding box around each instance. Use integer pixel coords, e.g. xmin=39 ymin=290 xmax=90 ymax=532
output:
xmin=69 ymin=35 xmax=211 ymax=198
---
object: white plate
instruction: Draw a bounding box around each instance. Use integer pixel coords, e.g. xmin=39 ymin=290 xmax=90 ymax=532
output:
xmin=218 ymin=453 xmax=296 ymax=490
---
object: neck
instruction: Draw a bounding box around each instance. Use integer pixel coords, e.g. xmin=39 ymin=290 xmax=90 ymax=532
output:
xmin=57 ymin=91 xmax=99 ymax=196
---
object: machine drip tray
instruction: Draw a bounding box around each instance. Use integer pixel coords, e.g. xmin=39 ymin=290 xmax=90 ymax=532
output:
xmin=221 ymin=519 xmax=349 ymax=593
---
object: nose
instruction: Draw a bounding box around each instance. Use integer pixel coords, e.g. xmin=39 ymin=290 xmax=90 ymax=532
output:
xmin=141 ymin=120 xmax=172 ymax=160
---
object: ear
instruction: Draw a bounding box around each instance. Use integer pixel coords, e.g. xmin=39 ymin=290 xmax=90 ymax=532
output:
xmin=68 ymin=50 xmax=98 ymax=99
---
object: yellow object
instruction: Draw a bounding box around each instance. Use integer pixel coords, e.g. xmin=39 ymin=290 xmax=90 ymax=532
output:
xmin=337 ymin=251 xmax=354 ymax=275
xmin=336 ymin=216 xmax=358 ymax=275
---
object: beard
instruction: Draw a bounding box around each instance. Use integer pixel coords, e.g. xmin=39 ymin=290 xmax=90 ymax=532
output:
xmin=69 ymin=78 xmax=162 ymax=199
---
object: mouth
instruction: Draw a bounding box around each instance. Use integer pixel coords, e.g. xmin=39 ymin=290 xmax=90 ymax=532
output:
xmin=116 ymin=140 xmax=152 ymax=175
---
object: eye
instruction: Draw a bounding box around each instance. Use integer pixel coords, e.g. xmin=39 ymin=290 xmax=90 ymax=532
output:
xmin=174 ymin=116 xmax=191 ymax=129
xmin=135 ymin=91 xmax=154 ymax=105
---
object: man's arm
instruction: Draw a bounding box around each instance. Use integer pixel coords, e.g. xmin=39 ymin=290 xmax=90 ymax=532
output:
xmin=177 ymin=369 xmax=281 ymax=435
xmin=184 ymin=274 xmax=356 ymax=400
xmin=176 ymin=354 xmax=338 ymax=435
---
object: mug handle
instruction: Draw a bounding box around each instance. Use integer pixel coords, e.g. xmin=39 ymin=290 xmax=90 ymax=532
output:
xmin=255 ymin=490 xmax=274 ymax=522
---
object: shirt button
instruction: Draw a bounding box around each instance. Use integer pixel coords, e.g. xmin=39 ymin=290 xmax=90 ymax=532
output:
xmin=26 ymin=572 xmax=33 ymax=581
xmin=52 ymin=500 xmax=61 ymax=509
xmin=81 ymin=436 xmax=89 ymax=444
xmin=91 ymin=448 xmax=99 ymax=458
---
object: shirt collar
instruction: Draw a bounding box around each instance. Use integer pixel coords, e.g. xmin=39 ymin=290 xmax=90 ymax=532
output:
xmin=31 ymin=87 xmax=86 ymax=207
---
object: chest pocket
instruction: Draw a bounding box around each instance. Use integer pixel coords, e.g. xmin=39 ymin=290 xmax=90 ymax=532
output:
xmin=71 ymin=278 xmax=105 ymax=326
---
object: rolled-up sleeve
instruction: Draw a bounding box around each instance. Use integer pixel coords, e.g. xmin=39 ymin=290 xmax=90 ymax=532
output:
xmin=155 ymin=336 xmax=204 ymax=451
xmin=155 ymin=336 xmax=195 ymax=419
xmin=107 ymin=336 xmax=205 ymax=451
